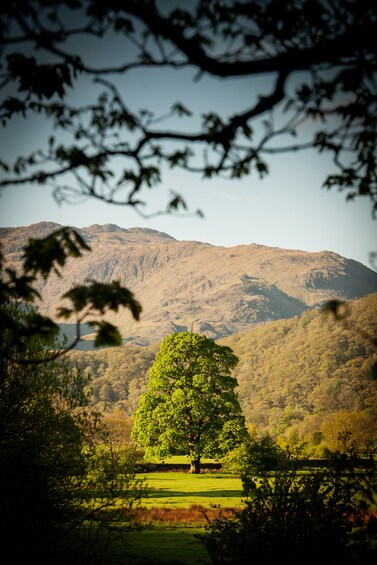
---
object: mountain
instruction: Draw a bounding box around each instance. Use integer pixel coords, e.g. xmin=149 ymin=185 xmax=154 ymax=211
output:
xmin=1 ymin=221 xmax=377 ymax=346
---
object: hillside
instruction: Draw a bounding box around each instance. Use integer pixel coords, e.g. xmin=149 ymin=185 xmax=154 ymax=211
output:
xmin=220 ymin=292 xmax=377 ymax=437
xmin=1 ymin=221 xmax=377 ymax=346
xmin=67 ymin=293 xmax=377 ymax=449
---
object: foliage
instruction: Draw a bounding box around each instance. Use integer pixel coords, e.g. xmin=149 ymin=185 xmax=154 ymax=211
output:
xmin=221 ymin=292 xmax=377 ymax=451
xmin=221 ymin=435 xmax=284 ymax=476
xmin=200 ymin=452 xmax=377 ymax=565
xmin=0 ymin=303 xmax=146 ymax=563
xmin=1 ymin=0 xmax=376 ymax=397
xmin=321 ymin=410 xmax=376 ymax=454
xmin=81 ymin=442 xmax=148 ymax=520
xmin=132 ymin=332 xmax=248 ymax=472
xmin=0 ymin=226 xmax=142 ymax=357
xmin=68 ymin=342 xmax=159 ymax=414
xmin=0 ymin=0 xmax=377 ymax=386
xmin=68 ymin=293 xmax=377 ymax=454
xmin=0 ymin=304 xmax=89 ymax=561
xmin=101 ymin=406 xmax=135 ymax=445
xmin=0 ymin=0 xmax=376 ymax=216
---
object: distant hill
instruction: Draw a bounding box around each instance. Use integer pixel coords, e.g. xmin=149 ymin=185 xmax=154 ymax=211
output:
xmin=219 ymin=292 xmax=377 ymax=435
xmin=1 ymin=221 xmax=377 ymax=346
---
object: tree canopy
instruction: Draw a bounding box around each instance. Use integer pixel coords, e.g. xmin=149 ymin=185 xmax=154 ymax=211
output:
xmin=0 ymin=303 xmax=147 ymax=562
xmin=131 ymin=331 xmax=248 ymax=473
xmin=0 ymin=0 xmax=376 ymax=217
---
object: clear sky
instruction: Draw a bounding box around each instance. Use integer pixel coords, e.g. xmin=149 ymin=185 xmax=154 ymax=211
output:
xmin=0 ymin=7 xmax=376 ymax=270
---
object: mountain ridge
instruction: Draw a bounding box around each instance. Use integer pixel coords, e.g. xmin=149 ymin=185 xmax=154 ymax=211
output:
xmin=1 ymin=222 xmax=376 ymax=346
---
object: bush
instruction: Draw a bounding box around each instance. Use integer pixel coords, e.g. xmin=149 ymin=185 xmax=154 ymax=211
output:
xmin=200 ymin=453 xmax=377 ymax=565
xmin=0 ymin=304 xmax=146 ymax=563
xmin=221 ymin=435 xmax=284 ymax=477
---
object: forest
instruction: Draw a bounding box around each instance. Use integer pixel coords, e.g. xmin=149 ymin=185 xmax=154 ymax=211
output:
xmin=67 ymin=292 xmax=377 ymax=455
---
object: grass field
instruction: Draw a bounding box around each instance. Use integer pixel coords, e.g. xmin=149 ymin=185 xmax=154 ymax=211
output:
xmin=139 ymin=472 xmax=244 ymax=509
xmin=124 ymin=528 xmax=210 ymax=565
xmin=110 ymin=470 xmax=244 ymax=564
xmin=97 ymin=464 xmax=377 ymax=564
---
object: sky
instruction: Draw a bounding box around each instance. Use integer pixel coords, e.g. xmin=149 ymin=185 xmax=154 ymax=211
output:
xmin=0 ymin=3 xmax=376 ymax=270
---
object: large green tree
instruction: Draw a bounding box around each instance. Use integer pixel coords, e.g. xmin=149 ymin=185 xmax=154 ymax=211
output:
xmin=132 ymin=332 xmax=248 ymax=473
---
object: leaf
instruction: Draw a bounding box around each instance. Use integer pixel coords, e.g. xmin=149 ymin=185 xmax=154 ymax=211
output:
xmin=321 ymin=299 xmax=346 ymax=320
xmin=23 ymin=311 xmax=59 ymax=342
xmin=56 ymin=307 xmax=74 ymax=319
xmin=7 ymin=53 xmax=75 ymax=99
xmin=0 ymin=159 xmax=10 ymax=172
xmin=88 ymin=320 xmax=123 ymax=347
xmin=3 ymin=268 xmax=40 ymax=301
xmin=171 ymin=102 xmax=192 ymax=117
xmin=23 ymin=227 xmax=91 ymax=277
xmin=114 ymin=16 xmax=134 ymax=33
xmin=242 ymin=124 xmax=253 ymax=139
xmin=62 ymin=281 xmax=142 ymax=321
xmin=255 ymin=158 xmax=269 ymax=178
xmin=167 ymin=193 xmax=187 ymax=212
xmin=203 ymin=166 xmax=215 ymax=178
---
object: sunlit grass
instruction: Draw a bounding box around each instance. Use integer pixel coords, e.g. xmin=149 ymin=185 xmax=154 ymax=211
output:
xmin=100 ymin=472 xmax=243 ymax=565
xmin=137 ymin=472 xmax=244 ymax=509
xmin=133 ymin=504 xmax=236 ymax=526
xmin=97 ymin=467 xmax=377 ymax=564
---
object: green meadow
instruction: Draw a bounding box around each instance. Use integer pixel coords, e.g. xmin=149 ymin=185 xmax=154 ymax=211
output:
xmin=140 ymin=471 xmax=244 ymax=509
xmin=105 ymin=461 xmax=377 ymax=564
xmin=106 ymin=468 xmax=245 ymax=564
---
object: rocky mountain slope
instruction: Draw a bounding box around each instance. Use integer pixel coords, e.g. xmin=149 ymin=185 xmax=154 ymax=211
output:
xmin=1 ymin=221 xmax=377 ymax=346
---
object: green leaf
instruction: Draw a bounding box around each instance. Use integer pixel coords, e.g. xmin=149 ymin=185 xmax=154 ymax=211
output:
xmin=242 ymin=124 xmax=253 ymax=139
xmin=56 ymin=307 xmax=74 ymax=319
xmin=167 ymin=193 xmax=187 ymax=212
xmin=3 ymin=268 xmax=40 ymax=301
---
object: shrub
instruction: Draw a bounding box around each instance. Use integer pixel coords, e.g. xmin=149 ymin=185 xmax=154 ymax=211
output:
xmin=200 ymin=454 xmax=377 ymax=564
xmin=221 ymin=435 xmax=284 ymax=477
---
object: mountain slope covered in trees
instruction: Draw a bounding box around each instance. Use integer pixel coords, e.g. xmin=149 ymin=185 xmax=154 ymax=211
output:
xmin=1 ymin=222 xmax=376 ymax=346
xmin=68 ymin=292 xmax=377 ymax=452
xmin=220 ymin=292 xmax=377 ymax=443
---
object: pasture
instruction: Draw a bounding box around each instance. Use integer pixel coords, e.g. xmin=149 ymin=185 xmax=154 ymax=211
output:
xmin=106 ymin=470 xmax=245 ymax=564
xmin=95 ymin=461 xmax=377 ymax=564
xmin=139 ymin=472 xmax=244 ymax=509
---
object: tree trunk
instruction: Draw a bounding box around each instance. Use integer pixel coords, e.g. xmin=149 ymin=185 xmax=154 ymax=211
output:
xmin=189 ymin=458 xmax=201 ymax=474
